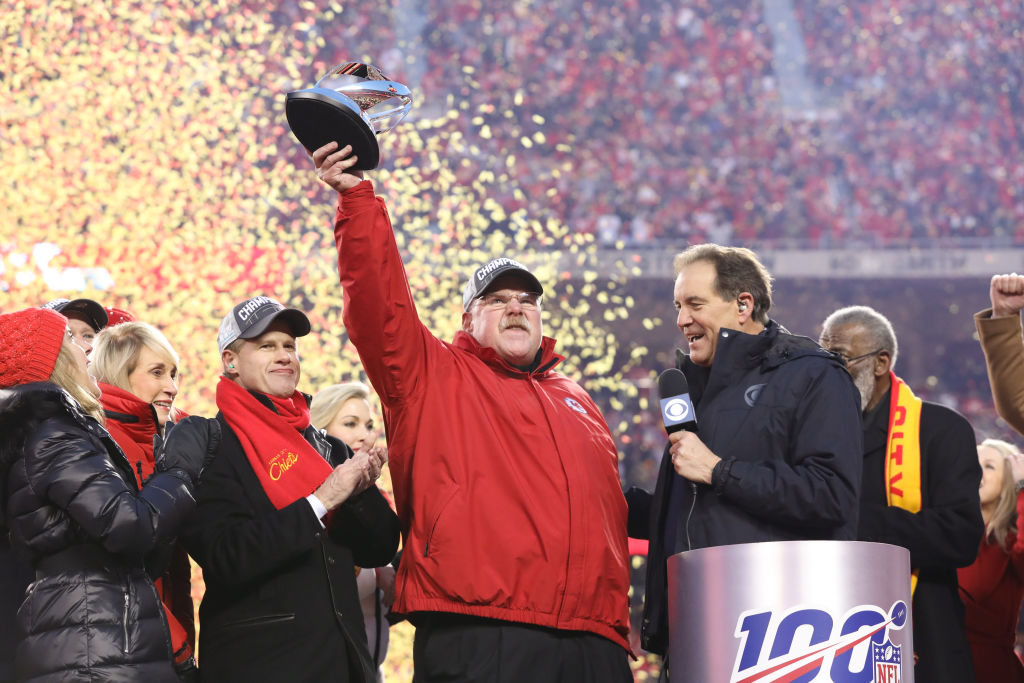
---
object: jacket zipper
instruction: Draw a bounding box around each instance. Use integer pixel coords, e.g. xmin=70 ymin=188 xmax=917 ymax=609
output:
xmin=122 ymin=590 xmax=131 ymax=654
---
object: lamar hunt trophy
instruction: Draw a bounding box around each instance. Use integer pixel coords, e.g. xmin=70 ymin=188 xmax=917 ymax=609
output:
xmin=286 ymin=62 xmax=412 ymax=170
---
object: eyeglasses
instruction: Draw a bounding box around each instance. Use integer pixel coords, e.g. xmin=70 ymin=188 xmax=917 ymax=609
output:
xmin=65 ymin=328 xmax=89 ymax=353
xmin=476 ymin=292 xmax=542 ymax=310
xmin=838 ymin=348 xmax=884 ymax=367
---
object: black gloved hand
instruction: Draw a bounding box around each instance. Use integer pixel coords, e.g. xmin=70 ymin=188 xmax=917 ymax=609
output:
xmin=156 ymin=416 xmax=220 ymax=486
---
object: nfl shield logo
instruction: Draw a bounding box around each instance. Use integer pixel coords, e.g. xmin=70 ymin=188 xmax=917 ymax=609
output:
xmin=871 ymin=640 xmax=902 ymax=683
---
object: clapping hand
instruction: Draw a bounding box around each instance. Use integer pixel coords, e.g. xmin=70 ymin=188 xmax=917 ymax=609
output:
xmin=313 ymin=443 xmax=387 ymax=511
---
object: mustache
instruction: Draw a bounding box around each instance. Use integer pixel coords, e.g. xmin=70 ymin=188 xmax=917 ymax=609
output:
xmin=500 ymin=315 xmax=531 ymax=333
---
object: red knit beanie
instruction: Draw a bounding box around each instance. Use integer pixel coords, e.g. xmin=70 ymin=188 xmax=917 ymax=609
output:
xmin=0 ymin=308 xmax=68 ymax=389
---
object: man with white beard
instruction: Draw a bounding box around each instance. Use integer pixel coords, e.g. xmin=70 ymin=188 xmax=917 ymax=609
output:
xmin=819 ymin=305 xmax=983 ymax=683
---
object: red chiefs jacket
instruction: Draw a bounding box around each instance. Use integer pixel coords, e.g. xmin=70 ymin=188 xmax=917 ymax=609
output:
xmin=333 ymin=181 xmax=631 ymax=651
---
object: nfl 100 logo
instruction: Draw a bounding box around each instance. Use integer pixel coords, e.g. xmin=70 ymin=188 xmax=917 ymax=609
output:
xmin=728 ymin=601 xmax=908 ymax=683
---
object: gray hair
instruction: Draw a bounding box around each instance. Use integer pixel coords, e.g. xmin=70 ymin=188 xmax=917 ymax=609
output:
xmin=673 ymin=244 xmax=774 ymax=326
xmin=821 ymin=305 xmax=899 ymax=369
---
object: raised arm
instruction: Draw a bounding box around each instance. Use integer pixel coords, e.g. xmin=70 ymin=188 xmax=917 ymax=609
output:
xmin=312 ymin=141 xmax=435 ymax=406
xmin=975 ymin=274 xmax=1024 ymax=436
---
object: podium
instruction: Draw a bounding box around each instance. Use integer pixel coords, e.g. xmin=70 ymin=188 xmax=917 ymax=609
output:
xmin=667 ymin=541 xmax=913 ymax=683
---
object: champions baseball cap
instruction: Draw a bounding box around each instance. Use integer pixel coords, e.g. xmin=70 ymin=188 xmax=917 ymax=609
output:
xmin=42 ymin=298 xmax=108 ymax=333
xmin=218 ymin=296 xmax=312 ymax=353
xmin=462 ymin=257 xmax=544 ymax=311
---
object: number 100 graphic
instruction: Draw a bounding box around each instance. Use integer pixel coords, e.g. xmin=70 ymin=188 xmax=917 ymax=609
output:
xmin=667 ymin=541 xmax=914 ymax=683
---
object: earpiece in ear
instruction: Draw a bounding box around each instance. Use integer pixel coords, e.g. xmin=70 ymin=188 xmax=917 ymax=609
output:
xmin=738 ymin=302 xmax=747 ymax=312
xmin=228 ymin=364 xmax=235 ymax=369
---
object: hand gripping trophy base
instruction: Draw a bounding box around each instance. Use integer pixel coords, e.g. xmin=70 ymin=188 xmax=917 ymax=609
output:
xmin=286 ymin=88 xmax=380 ymax=170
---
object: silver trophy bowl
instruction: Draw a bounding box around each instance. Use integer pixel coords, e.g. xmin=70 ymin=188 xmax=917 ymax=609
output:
xmin=286 ymin=62 xmax=412 ymax=170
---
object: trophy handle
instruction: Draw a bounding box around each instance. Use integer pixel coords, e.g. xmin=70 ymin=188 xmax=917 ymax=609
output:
xmin=324 ymin=80 xmax=413 ymax=135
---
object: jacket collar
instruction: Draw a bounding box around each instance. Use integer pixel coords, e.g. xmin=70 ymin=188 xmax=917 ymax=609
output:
xmin=676 ymin=320 xmax=838 ymax=403
xmin=453 ymin=330 xmax=564 ymax=376
xmin=0 ymin=382 xmax=123 ymax=468
xmin=99 ymin=382 xmax=159 ymax=441
xmin=220 ymin=389 xmax=328 ymax=460
xmin=1 ymin=382 xmax=95 ymax=428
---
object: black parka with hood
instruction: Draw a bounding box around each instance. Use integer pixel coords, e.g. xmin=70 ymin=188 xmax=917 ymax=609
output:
xmin=0 ymin=382 xmax=196 ymax=683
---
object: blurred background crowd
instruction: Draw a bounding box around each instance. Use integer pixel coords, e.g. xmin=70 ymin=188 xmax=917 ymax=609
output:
xmin=3 ymin=0 xmax=1023 ymax=678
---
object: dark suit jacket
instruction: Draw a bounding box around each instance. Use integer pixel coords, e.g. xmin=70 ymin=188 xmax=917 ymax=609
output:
xmin=858 ymin=387 xmax=984 ymax=683
xmin=182 ymin=399 xmax=400 ymax=683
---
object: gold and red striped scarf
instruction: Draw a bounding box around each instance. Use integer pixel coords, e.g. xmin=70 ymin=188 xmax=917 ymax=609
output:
xmin=884 ymin=371 xmax=923 ymax=594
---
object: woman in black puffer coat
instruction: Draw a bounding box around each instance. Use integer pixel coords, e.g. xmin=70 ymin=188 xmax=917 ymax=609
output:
xmin=0 ymin=307 xmax=207 ymax=683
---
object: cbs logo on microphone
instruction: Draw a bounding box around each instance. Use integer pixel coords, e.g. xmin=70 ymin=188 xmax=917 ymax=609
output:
xmin=660 ymin=395 xmax=695 ymax=427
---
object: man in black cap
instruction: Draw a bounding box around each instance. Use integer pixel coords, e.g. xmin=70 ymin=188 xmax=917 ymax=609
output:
xmin=42 ymin=298 xmax=108 ymax=355
xmin=312 ymin=143 xmax=633 ymax=682
xmin=180 ymin=295 xmax=400 ymax=683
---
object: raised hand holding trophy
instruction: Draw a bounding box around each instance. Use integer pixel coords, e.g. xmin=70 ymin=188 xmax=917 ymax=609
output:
xmin=286 ymin=62 xmax=412 ymax=170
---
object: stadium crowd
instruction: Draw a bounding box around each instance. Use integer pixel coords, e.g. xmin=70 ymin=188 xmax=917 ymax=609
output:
xmin=4 ymin=0 xmax=1024 ymax=679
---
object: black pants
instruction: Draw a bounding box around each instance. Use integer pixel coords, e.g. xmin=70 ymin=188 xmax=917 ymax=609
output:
xmin=412 ymin=613 xmax=632 ymax=683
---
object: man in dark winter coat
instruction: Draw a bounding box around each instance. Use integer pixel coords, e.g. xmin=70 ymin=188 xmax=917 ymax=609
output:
xmin=627 ymin=244 xmax=864 ymax=669
xmin=820 ymin=305 xmax=984 ymax=683
xmin=181 ymin=296 xmax=400 ymax=683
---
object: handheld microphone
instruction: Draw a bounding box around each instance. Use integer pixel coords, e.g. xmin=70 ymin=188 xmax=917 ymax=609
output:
xmin=658 ymin=368 xmax=698 ymax=434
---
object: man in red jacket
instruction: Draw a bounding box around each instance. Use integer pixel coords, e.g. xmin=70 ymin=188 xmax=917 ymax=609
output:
xmin=313 ymin=142 xmax=633 ymax=682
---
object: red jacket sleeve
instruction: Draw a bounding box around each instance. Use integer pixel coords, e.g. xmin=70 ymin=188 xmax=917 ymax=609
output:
xmin=333 ymin=181 xmax=436 ymax=407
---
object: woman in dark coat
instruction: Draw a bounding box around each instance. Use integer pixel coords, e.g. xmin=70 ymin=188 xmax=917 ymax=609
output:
xmin=0 ymin=307 xmax=204 ymax=682
xmin=92 ymin=321 xmax=197 ymax=674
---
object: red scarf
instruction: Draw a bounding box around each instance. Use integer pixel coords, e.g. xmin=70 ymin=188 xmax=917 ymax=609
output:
xmin=216 ymin=377 xmax=332 ymax=509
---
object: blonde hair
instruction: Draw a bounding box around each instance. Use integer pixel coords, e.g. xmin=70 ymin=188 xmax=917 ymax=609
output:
xmin=980 ymin=438 xmax=1019 ymax=551
xmin=93 ymin=322 xmax=179 ymax=389
xmin=92 ymin=322 xmax=180 ymax=422
xmin=50 ymin=341 xmax=105 ymax=423
xmin=310 ymin=382 xmax=371 ymax=431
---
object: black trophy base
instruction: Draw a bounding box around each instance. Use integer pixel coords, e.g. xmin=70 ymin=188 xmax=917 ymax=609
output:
xmin=285 ymin=89 xmax=380 ymax=170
